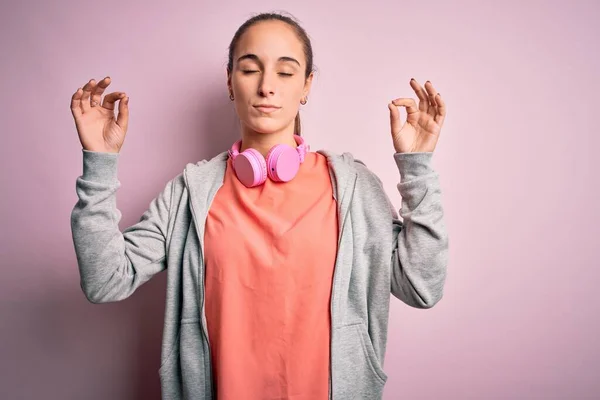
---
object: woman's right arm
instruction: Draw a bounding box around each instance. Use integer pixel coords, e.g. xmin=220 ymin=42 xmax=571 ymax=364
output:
xmin=70 ymin=149 xmax=174 ymax=303
xmin=69 ymin=77 xmax=172 ymax=303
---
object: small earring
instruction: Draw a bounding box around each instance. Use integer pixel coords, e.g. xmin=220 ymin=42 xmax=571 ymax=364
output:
xmin=229 ymin=93 xmax=234 ymax=101
xmin=300 ymin=97 xmax=307 ymax=105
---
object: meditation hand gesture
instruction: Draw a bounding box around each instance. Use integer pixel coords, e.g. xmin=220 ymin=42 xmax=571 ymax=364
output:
xmin=388 ymin=79 xmax=446 ymax=154
xmin=70 ymin=77 xmax=129 ymax=153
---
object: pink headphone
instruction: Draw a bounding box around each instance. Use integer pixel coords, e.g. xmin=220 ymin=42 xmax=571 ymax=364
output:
xmin=228 ymin=134 xmax=310 ymax=187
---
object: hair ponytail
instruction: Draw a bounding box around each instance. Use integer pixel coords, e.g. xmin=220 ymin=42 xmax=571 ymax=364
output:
xmin=294 ymin=112 xmax=301 ymax=136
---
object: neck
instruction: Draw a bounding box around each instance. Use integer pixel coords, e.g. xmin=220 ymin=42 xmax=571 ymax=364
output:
xmin=239 ymin=124 xmax=298 ymax=158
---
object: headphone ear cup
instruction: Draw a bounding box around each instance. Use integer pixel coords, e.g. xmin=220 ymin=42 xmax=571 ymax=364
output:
xmin=233 ymin=148 xmax=267 ymax=187
xmin=266 ymin=144 xmax=301 ymax=182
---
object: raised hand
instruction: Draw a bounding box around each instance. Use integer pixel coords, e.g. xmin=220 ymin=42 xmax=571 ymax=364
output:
xmin=388 ymin=79 xmax=446 ymax=154
xmin=70 ymin=77 xmax=129 ymax=153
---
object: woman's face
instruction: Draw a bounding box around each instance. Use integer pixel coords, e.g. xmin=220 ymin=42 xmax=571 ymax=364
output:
xmin=228 ymin=20 xmax=313 ymax=136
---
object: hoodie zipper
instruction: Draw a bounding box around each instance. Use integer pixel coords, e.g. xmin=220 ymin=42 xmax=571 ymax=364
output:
xmin=199 ymin=243 xmax=215 ymax=399
xmin=329 ymin=171 xmax=357 ymax=399
xmin=185 ymin=170 xmax=218 ymax=400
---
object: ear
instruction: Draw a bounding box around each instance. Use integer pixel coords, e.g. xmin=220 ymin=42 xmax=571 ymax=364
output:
xmin=303 ymin=71 xmax=314 ymax=97
xmin=226 ymin=68 xmax=232 ymax=92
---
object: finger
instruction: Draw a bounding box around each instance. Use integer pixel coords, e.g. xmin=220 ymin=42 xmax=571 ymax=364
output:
xmin=91 ymin=76 xmax=111 ymax=107
xmin=81 ymin=79 xmax=96 ymax=113
xmin=434 ymin=93 xmax=446 ymax=126
xmin=102 ymin=92 xmax=126 ymax=111
xmin=391 ymin=98 xmax=420 ymax=127
xmin=116 ymin=95 xmax=129 ymax=131
xmin=388 ymin=102 xmax=402 ymax=134
xmin=424 ymin=81 xmax=439 ymax=117
xmin=409 ymin=78 xmax=429 ymax=113
xmin=70 ymin=87 xmax=84 ymax=118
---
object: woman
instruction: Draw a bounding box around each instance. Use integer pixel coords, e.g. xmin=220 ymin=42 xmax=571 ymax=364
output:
xmin=70 ymin=12 xmax=448 ymax=400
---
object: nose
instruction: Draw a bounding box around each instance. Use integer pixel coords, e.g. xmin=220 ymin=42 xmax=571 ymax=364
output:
xmin=258 ymin=71 xmax=276 ymax=97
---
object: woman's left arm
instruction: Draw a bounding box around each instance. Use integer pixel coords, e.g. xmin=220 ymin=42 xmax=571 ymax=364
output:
xmin=387 ymin=79 xmax=449 ymax=308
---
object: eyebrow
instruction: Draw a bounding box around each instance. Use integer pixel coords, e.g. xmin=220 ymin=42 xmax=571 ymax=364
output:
xmin=236 ymin=53 xmax=301 ymax=68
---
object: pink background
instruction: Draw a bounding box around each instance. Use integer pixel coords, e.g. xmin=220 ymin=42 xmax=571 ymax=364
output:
xmin=2 ymin=0 xmax=598 ymax=398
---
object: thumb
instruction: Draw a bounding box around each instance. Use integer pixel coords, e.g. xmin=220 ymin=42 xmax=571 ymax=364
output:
xmin=116 ymin=96 xmax=129 ymax=131
xmin=388 ymin=102 xmax=402 ymax=134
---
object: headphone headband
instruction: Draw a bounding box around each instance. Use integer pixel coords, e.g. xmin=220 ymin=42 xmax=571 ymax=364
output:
xmin=228 ymin=134 xmax=309 ymax=162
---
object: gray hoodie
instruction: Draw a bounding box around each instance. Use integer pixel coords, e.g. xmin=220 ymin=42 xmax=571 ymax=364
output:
xmin=70 ymin=148 xmax=448 ymax=400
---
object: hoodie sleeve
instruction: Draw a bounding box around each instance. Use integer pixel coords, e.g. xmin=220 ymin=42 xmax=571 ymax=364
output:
xmin=388 ymin=151 xmax=448 ymax=308
xmin=70 ymin=149 xmax=173 ymax=304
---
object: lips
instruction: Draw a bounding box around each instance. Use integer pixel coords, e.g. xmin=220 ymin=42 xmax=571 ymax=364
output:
xmin=254 ymin=106 xmax=280 ymax=113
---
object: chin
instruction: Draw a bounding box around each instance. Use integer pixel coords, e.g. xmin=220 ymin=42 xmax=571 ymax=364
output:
xmin=245 ymin=119 xmax=288 ymax=135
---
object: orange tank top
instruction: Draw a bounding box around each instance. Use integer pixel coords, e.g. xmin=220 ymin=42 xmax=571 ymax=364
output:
xmin=203 ymin=151 xmax=339 ymax=399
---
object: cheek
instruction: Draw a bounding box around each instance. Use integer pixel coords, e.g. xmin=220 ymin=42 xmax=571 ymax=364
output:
xmin=232 ymin=77 xmax=253 ymax=97
xmin=284 ymin=93 xmax=302 ymax=113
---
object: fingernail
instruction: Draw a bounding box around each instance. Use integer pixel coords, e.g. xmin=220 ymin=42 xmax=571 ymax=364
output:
xmin=410 ymin=78 xmax=415 ymax=82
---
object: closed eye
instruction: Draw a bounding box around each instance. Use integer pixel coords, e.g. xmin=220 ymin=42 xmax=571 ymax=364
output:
xmin=242 ymin=70 xmax=293 ymax=77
